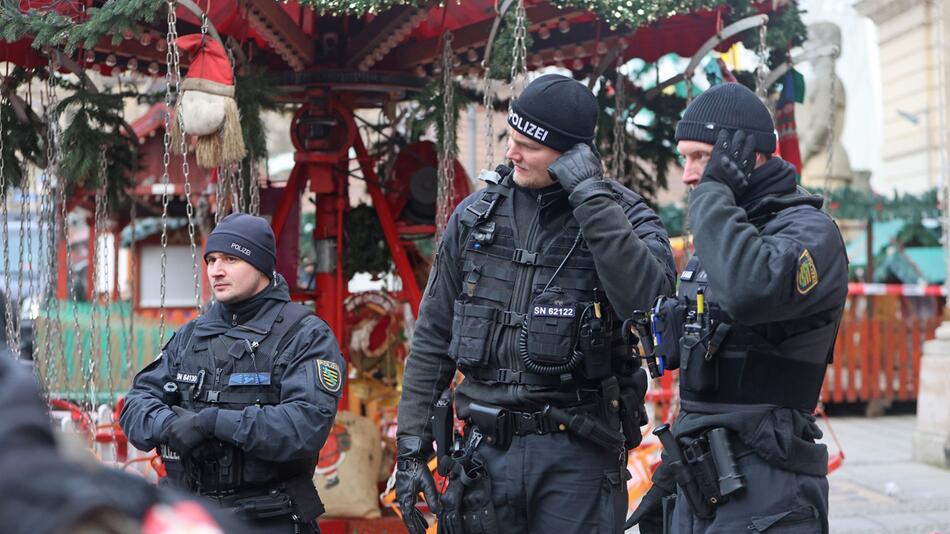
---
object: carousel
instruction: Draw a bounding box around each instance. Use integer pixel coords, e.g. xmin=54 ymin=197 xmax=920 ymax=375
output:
xmin=0 ymin=0 xmax=830 ymax=529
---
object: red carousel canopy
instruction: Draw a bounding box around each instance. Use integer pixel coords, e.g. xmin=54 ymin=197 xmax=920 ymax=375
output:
xmin=4 ymin=0 xmax=781 ymax=102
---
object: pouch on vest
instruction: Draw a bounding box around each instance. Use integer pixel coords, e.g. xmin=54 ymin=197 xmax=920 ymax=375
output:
xmin=448 ymin=301 xmax=495 ymax=368
xmin=679 ymin=333 xmax=718 ymax=393
xmin=652 ymin=296 xmax=686 ymax=370
xmin=523 ymin=287 xmax=580 ymax=369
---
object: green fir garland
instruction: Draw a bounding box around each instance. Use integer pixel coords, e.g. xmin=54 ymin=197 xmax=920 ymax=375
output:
xmin=297 ymin=0 xmax=421 ymax=16
xmin=344 ymin=204 xmax=392 ymax=279
xmin=298 ymin=0 xmax=741 ymax=30
xmin=407 ymin=78 xmax=471 ymax=156
xmin=0 ymin=68 xmax=45 ymax=190
xmin=818 ymin=188 xmax=941 ymax=222
xmin=235 ymin=65 xmax=283 ymax=161
xmin=488 ymin=7 xmax=534 ymax=81
xmin=55 ymin=78 xmax=137 ymax=206
xmin=0 ymin=0 xmax=163 ymax=54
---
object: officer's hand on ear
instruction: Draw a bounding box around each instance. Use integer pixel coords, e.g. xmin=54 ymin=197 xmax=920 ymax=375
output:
xmin=395 ymin=437 xmax=440 ymax=534
xmin=166 ymin=406 xmax=215 ymax=457
xmin=701 ymin=129 xmax=757 ymax=197
xmin=547 ymin=143 xmax=603 ymax=193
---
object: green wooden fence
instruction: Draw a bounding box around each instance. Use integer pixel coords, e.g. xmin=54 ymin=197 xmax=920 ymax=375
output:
xmin=32 ymin=301 xmax=177 ymax=403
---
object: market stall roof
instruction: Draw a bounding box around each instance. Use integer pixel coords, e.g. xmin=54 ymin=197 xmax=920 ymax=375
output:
xmin=3 ymin=0 xmax=784 ymax=103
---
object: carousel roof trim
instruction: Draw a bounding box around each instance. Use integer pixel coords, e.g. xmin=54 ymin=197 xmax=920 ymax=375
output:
xmin=247 ymin=0 xmax=314 ymax=71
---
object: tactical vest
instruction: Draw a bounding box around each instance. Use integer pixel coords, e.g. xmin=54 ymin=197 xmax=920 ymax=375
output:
xmin=164 ymin=302 xmax=313 ymax=494
xmin=669 ymin=256 xmax=837 ymax=412
xmin=450 ymin=169 xmax=628 ymax=388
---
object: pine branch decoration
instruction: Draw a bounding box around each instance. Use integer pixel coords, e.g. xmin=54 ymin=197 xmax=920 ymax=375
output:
xmin=55 ymin=80 xmax=137 ymax=204
xmin=235 ymin=65 xmax=282 ymax=161
xmin=0 ymin=0 xmax=163 ymax=53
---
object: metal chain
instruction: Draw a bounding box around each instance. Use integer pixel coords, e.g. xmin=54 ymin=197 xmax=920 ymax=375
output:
xmin=436 ymin=32 xmax=458 ymax=245
xmin=11 ymin=183 xmax=28 ymax=359
xmin=0 ymin=87 xmax=16 ymax=356
xmin=124 ymin=199 xmax=136 ymax=382
xmin=40 ymin=74 xmax=58 ymax=391
xmin=60 ymin=182 xmax=87 ymax=410
xmin=85 ymin=157 xmax=104 ymax=416
xmin=96 ymin=152 xmax=116 ymax=409
xmin=509 ymin=0 xmax=528 ymax=96
xmin=230 ymin=166 xmax=241 ymax=213
xmin=158 ymin=0 xmax=180 ymax=344
xmin=482 ymin=76 xmax=495 ymax=169
xmin=755 ymin=24 xmax=769 ymax=98
xmin=215 ymin=166 xmax=228 ymax=223
xmin=611 ymin=57 xmax=627 ymax=181
xmin=249 ymin=159 xmax=261 ymax=215
xmin=24 ymin=180 xmax=35 ymax=359
xmin=172 ymin=1 xmax=203 ymax=313
xmin=94 ymin=156 xmax=119 ymax=460
xmin=42 ymin=72 xmax=64 ymax=393
xmin=236 ymin=161 xmax=247 ymax=213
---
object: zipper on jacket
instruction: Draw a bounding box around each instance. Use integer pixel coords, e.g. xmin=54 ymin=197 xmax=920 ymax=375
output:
xmin=504 ymin=194 xmax=543 ymax=366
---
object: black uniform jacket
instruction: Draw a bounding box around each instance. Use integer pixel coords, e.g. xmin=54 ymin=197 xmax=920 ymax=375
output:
xmin=120 ymin=275 xmax=346 ymax=463
xmin=398 ymin=176 xmax=676 ymax=448
xmin=671 ymin=157 xmax=849 ymax=477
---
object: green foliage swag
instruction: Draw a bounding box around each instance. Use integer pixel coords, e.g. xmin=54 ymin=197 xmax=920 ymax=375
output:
xmin=0 ymin=0 xmax=164 ymax=53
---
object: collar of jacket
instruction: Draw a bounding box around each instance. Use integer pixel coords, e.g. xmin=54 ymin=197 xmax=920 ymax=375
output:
xmin=513 ymin=180 xmax=569 ymax=211
xmin=194 ymin=274 xmax=291 ymax=338
xmin=738 ymin=158 xmax=823 ymax=223
xmin=745 ymin=186 xmax=825 ymax=226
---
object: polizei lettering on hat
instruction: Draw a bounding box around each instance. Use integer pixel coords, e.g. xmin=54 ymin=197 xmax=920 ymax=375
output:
xmin=508 ymin=110 xmax=549 ymax=142
xmin=230 ymin=242 xmax=252 ymax=256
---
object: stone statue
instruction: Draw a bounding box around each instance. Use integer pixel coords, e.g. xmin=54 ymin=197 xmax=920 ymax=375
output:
xmin=798 ymin=22 xmax=853 ymax=189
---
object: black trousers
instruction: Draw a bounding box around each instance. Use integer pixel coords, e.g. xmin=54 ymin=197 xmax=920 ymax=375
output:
xmin=669 ymin=451 xmax=828 ymax=533
xmin=476 ymin=431 xmax=628 ymax=534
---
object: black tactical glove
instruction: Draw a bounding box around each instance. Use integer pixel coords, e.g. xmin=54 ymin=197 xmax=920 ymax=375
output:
xmin=395 ymin=437 xmax=440 ymax=534
xmin=625 ymin=483 xmax=671 ymax=533
xmin=700 ymin=129 xmax=757 ymax=197
xmin=626 ymin=461 xmax=677 ymax=533
xmin=547 ymin=143 xmax=615 ymax=207
xmin=165 ymin=406 xmax=213 ymax=457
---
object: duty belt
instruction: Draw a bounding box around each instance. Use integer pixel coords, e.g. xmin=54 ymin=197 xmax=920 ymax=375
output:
xmin=467 ymin=401 xmax=622 ymax=451
xmin=506 ymin=404 xmax=599 ymax=435
xmin=464 ymin=366 xmax=572 ymax=386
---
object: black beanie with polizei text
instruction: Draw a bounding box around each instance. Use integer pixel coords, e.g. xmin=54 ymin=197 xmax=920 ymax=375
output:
xmin=507 ymin=74 xmax=599 ymax=153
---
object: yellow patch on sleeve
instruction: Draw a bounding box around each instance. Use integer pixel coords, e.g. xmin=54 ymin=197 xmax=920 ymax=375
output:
xmin=317 ymin=360 xmax=343 ymax=393
xmin=797 ymin=249 xmax=819 ymax=295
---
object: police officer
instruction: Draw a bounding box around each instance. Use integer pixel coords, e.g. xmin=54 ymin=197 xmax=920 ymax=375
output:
xmin=120 ymin=213 xmax=346 ymax=533
xmin=395 ymin=74 xmax=676 ymax=534
xmin=627 ymin=83 xmax=848 ymax=533
xmin=0 ymin=349 xmax=256 ymax=534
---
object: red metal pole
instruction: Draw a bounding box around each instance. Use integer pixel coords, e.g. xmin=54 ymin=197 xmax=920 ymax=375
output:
xmin=336 ymin=166 xmax=346 ymax=338
xmin=351 ymin=134 xmax=422 ymax=316
xmin=271 ymin=163 xmax=305 ymax=241
xmin=57 ymin=233 xmax=68 ymax=300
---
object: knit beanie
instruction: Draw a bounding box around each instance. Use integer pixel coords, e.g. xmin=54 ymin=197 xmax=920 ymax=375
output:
xmin=675 ymin=83 xmax=776 ymax=154
xmin=204 ymin=213 xmax=277 ymax=278
xmin=507 ymin=74 xmax=599 ymax=152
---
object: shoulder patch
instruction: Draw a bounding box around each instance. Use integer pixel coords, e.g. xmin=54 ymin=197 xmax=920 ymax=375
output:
xmin=316 ymin=359 xmax=343 ymax=393
xmin=797 ymin=249 xmax=819 ymax=295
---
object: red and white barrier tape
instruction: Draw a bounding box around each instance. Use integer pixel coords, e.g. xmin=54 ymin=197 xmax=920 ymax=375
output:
xmin=848 ymin=283 xmax=947 ymax=296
